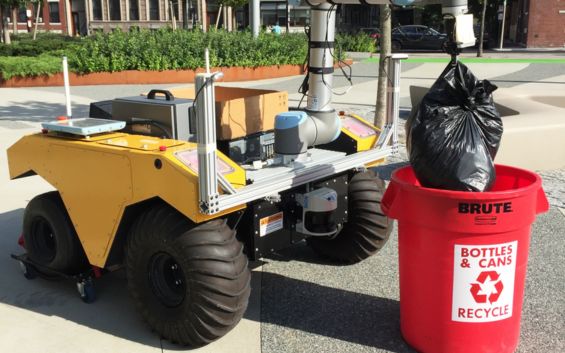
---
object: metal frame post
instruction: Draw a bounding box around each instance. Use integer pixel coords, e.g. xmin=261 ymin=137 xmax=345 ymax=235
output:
xmin=195 ymin=72 xmax=220 ymax=214
xmin=386 ymin=54 xmax=408 ymax=149
xmin=375 ymin=53 xmax=407 ymax=150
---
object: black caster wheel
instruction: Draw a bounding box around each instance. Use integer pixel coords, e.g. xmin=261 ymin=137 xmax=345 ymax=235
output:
xmin=19 ymin=260 xmax=37 ymax=280
xmin=77 ymin=278 xmax=96 ymax=303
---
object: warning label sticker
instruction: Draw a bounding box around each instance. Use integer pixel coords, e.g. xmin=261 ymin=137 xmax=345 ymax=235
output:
xmin=259 ymin=212 xmax=283 ymax=237
xmin=452 ymin=241 xmax=517 ymax=323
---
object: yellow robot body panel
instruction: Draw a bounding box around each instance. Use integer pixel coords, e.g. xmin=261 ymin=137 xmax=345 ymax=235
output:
xmin=7 ymin=132 xmax=246 ymax=267
xmin=336 ymin=113 xmax=386 ymax=167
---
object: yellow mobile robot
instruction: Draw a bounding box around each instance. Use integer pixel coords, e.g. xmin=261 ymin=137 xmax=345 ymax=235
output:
xmin=7 ymin=0 xmax=473 ymax=345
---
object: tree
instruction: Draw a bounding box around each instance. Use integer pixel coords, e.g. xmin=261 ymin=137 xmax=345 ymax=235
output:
xmin=477 ymin=0 xmax=487 ymax=57
xmin=374 ymin=4 xmax=391 ymax=129
xmin=0 ymin=0 xmax=26 ymax=44
xmin=217 ymin=0 xmax=247 ymax=31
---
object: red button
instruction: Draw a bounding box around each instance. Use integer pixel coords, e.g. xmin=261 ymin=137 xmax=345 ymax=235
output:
xmin=159 ymin=146 xmax=167 ymax=152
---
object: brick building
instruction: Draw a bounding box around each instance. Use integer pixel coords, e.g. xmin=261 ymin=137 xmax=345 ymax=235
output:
xmin=6 ymin=0 xmax=199 ymax=36
xmin=524 ymin=0 xmax=565 ymax=47
xmin=4 ymin=0 xmax=73 ymax=35
xmin=496 ymin=0 xmax=564 ymax=48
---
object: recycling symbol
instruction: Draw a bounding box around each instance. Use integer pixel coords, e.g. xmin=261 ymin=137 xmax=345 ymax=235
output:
xmin=470 ymin=271 xmax=504 ymax=304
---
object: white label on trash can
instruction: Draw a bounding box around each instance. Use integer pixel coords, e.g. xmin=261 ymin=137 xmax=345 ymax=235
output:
xmin=452 ymin=241 xmax=517 ymax=322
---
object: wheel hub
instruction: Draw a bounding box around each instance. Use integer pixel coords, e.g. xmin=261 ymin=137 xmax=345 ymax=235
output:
xmin=30 ymin=216 xmax=57 ymax=263
xmin=147 ymin=252 xmax=186 ymax=308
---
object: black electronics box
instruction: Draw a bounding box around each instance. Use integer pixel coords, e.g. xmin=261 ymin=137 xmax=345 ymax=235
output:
xmin=217 ymin=131 xmax=275 ymax=164
xmin=111 ymin=90 xmax=195 ymax=141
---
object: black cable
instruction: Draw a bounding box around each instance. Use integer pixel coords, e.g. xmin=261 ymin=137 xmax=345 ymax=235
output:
xmin=322 ymin=5 xmax=353 ymax=97
xmin=190 ymin=74 xmax=217 ymax=132
xmin=298 ymin=25 xmax=311 ymax=108
xmin=319 ymin=4 xmax=335 ymax=99
xmin=191 ymin=79 xmax=208 ymax=111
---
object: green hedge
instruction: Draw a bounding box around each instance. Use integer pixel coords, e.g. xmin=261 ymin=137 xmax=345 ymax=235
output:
xmin=335 ymin=32 xmax=377 ymax=53
xmin=69 ymin=29 xmax=309 ymax=74
xmin=0 ymin=55 xmax=62 ymax=80
xmin=0 ymin=29 xmax=370 ymax=79
xmin=0 ymin=33 xmax=81 ymax=57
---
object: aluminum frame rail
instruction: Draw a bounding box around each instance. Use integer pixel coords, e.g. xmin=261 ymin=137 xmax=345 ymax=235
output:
xmin=196 ymin=54 xmax=408 ymax=215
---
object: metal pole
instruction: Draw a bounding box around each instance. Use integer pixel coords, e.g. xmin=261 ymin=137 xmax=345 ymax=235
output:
xmin=499 ymin=0 xmax=507 ymax=49
xmin=250 ymin=0 xmax=259 ymax=38
xmin=62 ymin=56 xmax=72 ymax=118
xmin=286 ymin=0 xmax=290 ymax=33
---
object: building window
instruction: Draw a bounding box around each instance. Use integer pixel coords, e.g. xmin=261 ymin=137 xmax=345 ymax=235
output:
xmin=129 ymin=0 xmax=139 ymax=20
xmin=92 ymin=0 xmax=103 ymax=20
xmin=149 ymin=0 xmax=159 ymax=20
xmin=109 ymin=0 xmax=121 ymax=20
xmin=18 ymin=5 xmax=28 ymax=23
xmin=48 ymin=1 xmax=61 ymax=23
xmin=260 ymin=2 xmax=287 ymax=27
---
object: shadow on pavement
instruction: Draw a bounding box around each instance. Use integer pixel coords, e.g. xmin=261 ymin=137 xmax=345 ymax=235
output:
xmin=261 ymin=271 xmax=415 ymax=353
xmin=0 ymin=101 xmax=89 ymax=123
xmin=0 ymin=208 xmax=260 ymax=348
xmin=0 ymin=207 xmax=410 ymax=352
xmin=264 ymin=240 xmax=348 ymax=266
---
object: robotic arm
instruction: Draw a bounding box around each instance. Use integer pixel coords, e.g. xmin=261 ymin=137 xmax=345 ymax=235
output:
xmin=273 ymin=0 xmax=472 ymax=159
xmin=304 ymin=0 xmax=471 ymax=113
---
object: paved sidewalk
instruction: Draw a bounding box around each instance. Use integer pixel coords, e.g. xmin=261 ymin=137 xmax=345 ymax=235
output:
xmin=0 ymin=60 xmax=564 ymax=353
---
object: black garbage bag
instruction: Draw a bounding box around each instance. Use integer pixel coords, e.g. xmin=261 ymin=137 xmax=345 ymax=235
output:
xmin=406 ymin=61 xmax=503 ymax=191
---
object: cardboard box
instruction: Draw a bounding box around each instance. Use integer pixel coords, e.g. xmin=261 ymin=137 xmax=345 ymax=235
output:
xmin=169 ymin=86 xmax=288 ymax=140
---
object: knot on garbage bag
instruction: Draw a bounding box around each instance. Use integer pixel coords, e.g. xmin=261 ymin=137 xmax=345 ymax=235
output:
xmin=463 ymin=96 xmax=477 ymax=111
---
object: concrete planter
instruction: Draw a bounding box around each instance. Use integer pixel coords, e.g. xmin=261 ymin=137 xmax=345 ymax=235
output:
xmin=0 ymin=59 xmax=354 ymax=88
xmin=0 ymin=64 xmax=305 ymax=88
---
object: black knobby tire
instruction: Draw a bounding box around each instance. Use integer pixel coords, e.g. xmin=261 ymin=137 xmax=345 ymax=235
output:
xmin=126 ymin=205 xmax=251 ymax=347
xmin=307 ymin=170 xmax=393 ymax=264
xmin=23 ymin=191 xmax=89 ymax=274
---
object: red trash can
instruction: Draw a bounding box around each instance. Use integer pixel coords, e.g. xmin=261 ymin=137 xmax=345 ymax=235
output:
xmin=381 ymin=165 xmax=549 ymax=353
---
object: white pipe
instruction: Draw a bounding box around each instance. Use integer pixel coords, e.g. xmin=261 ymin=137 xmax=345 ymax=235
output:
xmin=62 ymin=56 xmax=72 ymax=118
xmin=205 ymin=48 xmax=210 ymax=73
xmin=250 ymin=0 xmax=260 ymax=38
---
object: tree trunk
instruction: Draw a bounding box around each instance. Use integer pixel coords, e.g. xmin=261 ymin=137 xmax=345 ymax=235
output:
xmin=232 ymin=8 xmax=236 ymax=31
xmin=170 ymin=0 xmax=177 ymax=30
xmin=477 ymin=0 xmax=488 ymax=57
xmin=201 ymin=0 xmax=207 ymax=32
xmin=374 ymin=4 xmax=391 ymax=129
xmin=33 ymin=1 xmax=41 ymax=40
xmin=2 ymin=7 xmax=11 ymax=44
xmin=215 ymin=4 xmax=222 ymax=29
xmin=12 ymin=7 xmax=17 ymax=34
xmin=195 ymin=0 xmax=202 ymax=29
xmin=227 ymin=6 xmax=232 ymax=31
